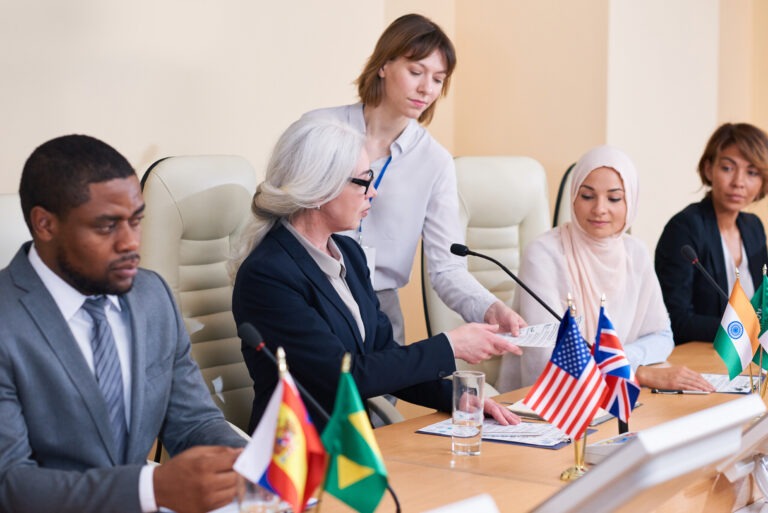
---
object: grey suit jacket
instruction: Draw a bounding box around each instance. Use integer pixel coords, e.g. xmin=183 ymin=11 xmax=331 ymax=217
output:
xmin=0 ymin=243 xmax=246 ymax=512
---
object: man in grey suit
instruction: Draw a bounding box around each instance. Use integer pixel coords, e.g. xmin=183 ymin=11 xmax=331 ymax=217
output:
xmin=0 ymin=135 xmax=248 ymax=513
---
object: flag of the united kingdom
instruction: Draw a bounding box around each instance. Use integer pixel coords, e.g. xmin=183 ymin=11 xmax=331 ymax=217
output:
xmin=593 ymin=306 xmax=640 ymax=423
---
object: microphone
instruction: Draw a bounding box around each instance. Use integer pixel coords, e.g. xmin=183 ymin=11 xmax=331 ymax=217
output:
xmin=238 ymin=323 xmax=330 ymax=424
xmin=238 ymin=323 xmax=403 ymax=512
xmin=680 ymin=245 xmax=728 ymax=301
xmin=450 ymin=243 xmax=562 ymax=322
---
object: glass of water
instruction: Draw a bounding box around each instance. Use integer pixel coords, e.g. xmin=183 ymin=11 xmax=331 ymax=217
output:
xmin=451 ymin=370 xmax=485 ymax=455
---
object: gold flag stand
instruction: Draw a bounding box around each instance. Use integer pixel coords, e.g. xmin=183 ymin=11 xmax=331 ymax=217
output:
xmin=560 ymin=294 xmax=588 ymax=481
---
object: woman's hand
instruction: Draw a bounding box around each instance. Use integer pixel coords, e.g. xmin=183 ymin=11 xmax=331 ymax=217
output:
xmin=635 ymin=365 xmax=715 ymax=392
xmin=484 ymin=301 xmax=527 ymax=336
xmin=483 ymin=398 xmax=521 ymax=425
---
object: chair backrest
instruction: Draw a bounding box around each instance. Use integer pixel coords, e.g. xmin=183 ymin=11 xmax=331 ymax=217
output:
xmin=552 ymin=163 xmax=575 ymax=227
xmin=140 ymin=155 xmax=258 ymax=432
xmin=0 ymin=193 xmax=30 ymax=267
xmin=422 ymin=156 xmax=550 ymax=388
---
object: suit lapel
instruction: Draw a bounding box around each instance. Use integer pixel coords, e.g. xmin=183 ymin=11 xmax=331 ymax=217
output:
xmin=703 ymin=199 xmax=728 ymax=309
xmin=10 ymin=247 xmax=122 ymax=464
xmin=273 ymin=226 xmax=365 ymax=351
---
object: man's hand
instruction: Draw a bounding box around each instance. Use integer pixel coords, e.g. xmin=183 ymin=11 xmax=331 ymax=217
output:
xmin=484 ymin=301 xmax=527 ymax=336
xmin=154 ymin=445 xmax=243 ymax=513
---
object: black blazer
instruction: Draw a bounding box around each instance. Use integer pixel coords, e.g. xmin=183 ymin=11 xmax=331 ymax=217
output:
xmin=655 ymin=197 xmax=767 ymax=344
xmin=232 ymin=224 xmax=455 ymax=431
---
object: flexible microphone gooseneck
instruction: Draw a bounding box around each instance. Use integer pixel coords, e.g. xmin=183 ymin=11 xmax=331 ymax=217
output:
xmin=680 ymin=245 xmax=729 ymax=301
xmin=450 ymin=243 xmax=562 ymax=322
xmin=237 ymin=322 xmax=402 ymax=513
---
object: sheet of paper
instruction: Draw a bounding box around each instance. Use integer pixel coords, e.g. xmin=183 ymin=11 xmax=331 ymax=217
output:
xmin=703 ymin=373 xmax=757 ymax=394
xmin=417 ymin=418 xmax=569 ymax=447
xmin=499 ymin=322 xmax=559 ymax=348
xmin=499 ymin=316 xmax=584 ymax=348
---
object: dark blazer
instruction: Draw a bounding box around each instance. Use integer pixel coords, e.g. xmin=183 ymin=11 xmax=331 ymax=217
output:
xmin=0 ymin=243 xmax=245 ymax=513
xmin=233 ymin=224 xmax=455 ymax=431
xmin=655 ymin=197 xmax=768 ymax=344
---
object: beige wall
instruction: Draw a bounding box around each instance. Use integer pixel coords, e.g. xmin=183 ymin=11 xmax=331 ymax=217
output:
xmin=3 ymin=0 xmax=768 ymax=343
xmin=453 ymin=0 xmax=609 ymax=209
xmin=0 ymin=0 xmax=384 ymax=191
xmin=606 ymin=0 xmax=720 ymax=249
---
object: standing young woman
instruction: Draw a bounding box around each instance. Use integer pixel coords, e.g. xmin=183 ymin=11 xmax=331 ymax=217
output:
xmin=301 ymin=14 xmax=524 ymax=345
xmin=655 ymin=123 xmax=768 ymax=344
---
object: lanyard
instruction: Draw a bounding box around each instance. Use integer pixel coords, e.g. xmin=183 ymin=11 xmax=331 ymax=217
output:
xmin=372 ymin=155 xmax=392 ymax=193
xmin=358 ymin=155 xmax=392 ymax=242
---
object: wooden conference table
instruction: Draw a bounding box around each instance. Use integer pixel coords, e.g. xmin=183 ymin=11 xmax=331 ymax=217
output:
xmin=323 ymin=343 xmax=765 ymax=513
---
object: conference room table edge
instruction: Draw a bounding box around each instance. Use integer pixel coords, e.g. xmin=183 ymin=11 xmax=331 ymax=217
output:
xmin=347 ymin=342 xmax=766 ymax=513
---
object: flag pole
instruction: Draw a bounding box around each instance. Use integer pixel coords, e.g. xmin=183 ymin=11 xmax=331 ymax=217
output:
xmin=760 ymin=266 xmax=768 ymax=397
xmin=736 ymin=268 xmax=758 ymax=395
xmin=561 ymin=295 xmax=587 ymax=481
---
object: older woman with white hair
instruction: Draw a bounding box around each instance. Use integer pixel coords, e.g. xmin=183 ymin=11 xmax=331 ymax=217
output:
xmin=231 ymin=116 xmax=521 ymax=431
xmin=496 ymin=146 xmax=713 ymax=393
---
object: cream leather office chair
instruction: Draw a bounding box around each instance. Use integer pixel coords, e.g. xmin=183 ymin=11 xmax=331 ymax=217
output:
xmin=0 ymin=193 xmax=31 ymax=267
xmin=422 ymin=156 xmax=550 ymax=391
xmin=140 ymin=155 xmax=258 ymax=433
xmin=552 ymin=163 xmax=575 ymax=227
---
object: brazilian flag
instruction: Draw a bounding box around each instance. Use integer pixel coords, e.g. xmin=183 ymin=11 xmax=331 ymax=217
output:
xmin=751 ymin=271 xmax=768 ymax=370
xmin=321 ymin=356 xmax=388 ymax=513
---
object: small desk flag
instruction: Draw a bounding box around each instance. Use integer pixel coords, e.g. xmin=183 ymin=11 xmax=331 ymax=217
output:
xmin=234 ymin=372 xmax=326 ymax=513
xmin=715 ymin=278 xmax=759 ymax=379
xmin=321 ymin=355 xmax=388 ymax=513
xmin=751 ymin=272 xmax=768 ymax=370
xmin=593 ymin=306 xmax=640 ymax=423
xmin=523 ymin=309 xmax=607 ymax=440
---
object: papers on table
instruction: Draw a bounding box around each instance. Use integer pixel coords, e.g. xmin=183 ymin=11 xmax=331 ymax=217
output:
xmin=703 ymin=373 xmax=757 ymax=394
xmin=499 ymin=317 xmax=584 ymax=348
xmin=505 ymin=399 xmax=616 ymax=426
xmin=417 ymin=418 xmax=570 ymax=449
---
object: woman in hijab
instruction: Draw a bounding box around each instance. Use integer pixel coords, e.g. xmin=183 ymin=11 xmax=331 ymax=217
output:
xmin=496 ymin=146 xmax=713 ymax=392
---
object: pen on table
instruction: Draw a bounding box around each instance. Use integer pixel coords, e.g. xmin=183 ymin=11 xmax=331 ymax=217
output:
xmin=651 ymin=388 xmax=710 ymax=395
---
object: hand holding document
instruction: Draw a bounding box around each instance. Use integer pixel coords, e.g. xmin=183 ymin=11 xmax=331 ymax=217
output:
xmin=498 ymin=322 xmax=559 ymax=348
xmin=498 ymin=317 xmax=585 ymax=348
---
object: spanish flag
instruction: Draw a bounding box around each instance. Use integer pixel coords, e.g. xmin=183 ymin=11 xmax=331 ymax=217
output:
xmin=234 ymin=357 xmax=326 ymax=513
xmin=714 ymin=279 xmax=760 ymax=379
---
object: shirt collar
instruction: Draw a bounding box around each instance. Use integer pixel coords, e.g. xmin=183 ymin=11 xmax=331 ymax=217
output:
xmin=354 ymin=102 xmax=420 ymax=157
xmin=28 ymin=244 xmax=122 ymax=321
xmin=282 ymin=219 xmax=346 ymax=279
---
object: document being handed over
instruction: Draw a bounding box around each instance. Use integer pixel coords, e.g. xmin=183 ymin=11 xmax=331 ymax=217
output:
xmin=499 ymin=317 xmax=584 ymax=348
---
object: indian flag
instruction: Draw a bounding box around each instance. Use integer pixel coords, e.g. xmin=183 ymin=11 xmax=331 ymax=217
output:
xmin=714 ymin=279 xmax=760 ymax=379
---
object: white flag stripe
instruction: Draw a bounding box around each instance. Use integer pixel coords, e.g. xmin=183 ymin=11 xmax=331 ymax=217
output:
xmin=233 ymin=379 xmax=284 ymax=482
xmin=721 ymin=303 xmax=755 ymax=370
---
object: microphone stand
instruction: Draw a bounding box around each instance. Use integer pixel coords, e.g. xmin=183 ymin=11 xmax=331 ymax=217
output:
xmin=239 ymin=323 xmax=402 ymax=513
xmin=453 ymin=244 xmax=562 ymax=322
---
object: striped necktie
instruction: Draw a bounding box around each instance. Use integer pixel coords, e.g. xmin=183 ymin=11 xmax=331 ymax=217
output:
xmin=82 ymin=296 xmax=128 ymax=463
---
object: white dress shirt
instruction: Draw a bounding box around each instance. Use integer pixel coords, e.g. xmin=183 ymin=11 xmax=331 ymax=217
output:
xmin=302 ymin=104 xmax=498 ymax=324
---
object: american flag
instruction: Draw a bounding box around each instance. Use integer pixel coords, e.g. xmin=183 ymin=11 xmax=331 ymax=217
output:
xmin=523 ymin=309 xmax=607 ymax=440
xmin=593 ymin=306 xmax=640 ymax=423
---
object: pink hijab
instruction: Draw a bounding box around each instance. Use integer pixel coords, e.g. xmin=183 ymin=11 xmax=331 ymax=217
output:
xmin=560 ymin=145 xmax=667 ymax=342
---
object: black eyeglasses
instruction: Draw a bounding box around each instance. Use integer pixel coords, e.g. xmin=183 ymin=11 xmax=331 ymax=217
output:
xmin=349 ymin=169 xmax=375 ymax=194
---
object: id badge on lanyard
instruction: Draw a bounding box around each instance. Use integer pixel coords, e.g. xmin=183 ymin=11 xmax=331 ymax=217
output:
xmin=357 ymin=155 xmax=392 ymax=289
